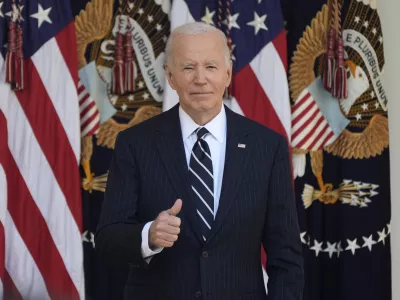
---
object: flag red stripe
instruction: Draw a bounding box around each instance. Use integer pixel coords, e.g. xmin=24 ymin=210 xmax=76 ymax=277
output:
xmin=55 ymin=22 xmax=79 ymax=88
xmin=319 ymin=131 xmax=335 ymax=150
xmin=296 ymin=115 xmax=325 ymax=148
xmin=14 ymin=60 xmax=82 ymax=230
xmin=77 ymin=85 xmax=85 ymax=95
xmin=0 ymin=113 xmax=79 ymax=299
xmin=80 ymin=101 xmax=95 ymax=119
xmin=233 ymin=65 xmax=286 ymax=137
xmin=292 ymin=107 xmax=320 ymax=141
xmin=272 ymin=30 xmax=288 ymax=72
xmin=307 ymin=123 xmax=330 ymax=150
xmin=4 ymin=270 xmax=22 ymax=300
xmin=79 ymin=93 xmax=90 ymax=106
xmin=292 ymin=92 xmax=311 ymax=112
xmin=292 ymin=100 xmax=315 ymax=127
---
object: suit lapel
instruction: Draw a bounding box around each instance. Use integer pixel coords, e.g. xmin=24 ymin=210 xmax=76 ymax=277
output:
xmin=208 ymin=108 xmax=251 ymax=242
xmin=155 ymin=105 xmax=205 ymax=244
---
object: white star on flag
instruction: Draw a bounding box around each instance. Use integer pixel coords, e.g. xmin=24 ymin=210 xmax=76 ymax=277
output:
xmin=31 ymin=4 xmax=52 ymax=28
xmin=377 ymin=229 xmax=387 ymax=245
xmin=324 ymin=242 xmax=337 ymax=258
xmin=247 ymin=12 xmax=268 ymax=35
xmin=310 ymin=239 xmax=323 ymax=257
xmin=346 ymin=238 xmax=360 ymax=255
xmin=224 ymin=13 xmax=240 ymax=30
xmin=362 ymin=235 xmax=377 ymax=251
xmin=0 ymin=2 xmax=4 ymax=18
xmin=201 ymin=7 xmax=215 ymax=25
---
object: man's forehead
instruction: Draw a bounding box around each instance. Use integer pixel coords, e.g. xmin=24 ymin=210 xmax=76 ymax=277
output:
xmin=181 ymin=60 xmax=219 ymax=66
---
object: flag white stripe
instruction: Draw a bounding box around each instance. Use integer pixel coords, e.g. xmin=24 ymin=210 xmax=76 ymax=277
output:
xmin=192 ymin=186 xmax=214 ymax=216
xmin=291 ymin=111 xmax=324 ymax=146
xmin=191 ymin=151 xmax=213 ymax=178
xmin=189 ymin=167 xmax=213 ymax=196
xmin=249 ymin=42 xmax=291 ymax=140
xmin=80 ymin=105 xmax=98 ymax=124
xmin=0 ymin=83 xmax=84 ymax=299
xmin=5 ymin=212 xmax=51 ymax=300
xmin=31 ymin=38 xmax=80 ymax=163
xmin=292 ymin=102 xmax=319 ymax=135
xmin=78 ymin=90 xmax=89 ymax=102
xmin=79 ymin=97 xmax=92 ymax=113
xmin=196 ymin=210 xmax=211 ymax=230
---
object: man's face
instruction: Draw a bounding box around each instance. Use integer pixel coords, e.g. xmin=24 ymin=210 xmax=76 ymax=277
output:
xmin=165 ymin=31 xmax=232 ymax=116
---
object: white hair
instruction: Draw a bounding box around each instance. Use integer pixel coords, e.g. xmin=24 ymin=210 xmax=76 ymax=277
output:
xmin=165 ymin=22 xmax=231 ymax=68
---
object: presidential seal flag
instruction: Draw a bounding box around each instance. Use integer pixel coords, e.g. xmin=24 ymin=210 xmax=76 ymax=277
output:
xmin=72 ymin=0 xmax=169 ymax=298
xmin=0 ymin=0 xmax=85 ymax=298
xmin=282 ymin=0 xmax=391 ymax=298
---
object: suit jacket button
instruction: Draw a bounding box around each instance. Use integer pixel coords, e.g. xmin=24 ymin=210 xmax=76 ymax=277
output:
xmin=195 ymin=291 xmax=202 ymax=297
xmin=202 ymin=251 xmax=208 ymax=258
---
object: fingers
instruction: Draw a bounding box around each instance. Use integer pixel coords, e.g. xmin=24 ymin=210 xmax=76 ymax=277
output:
xmin=149 ymin=199 xmax=183 ymax=249
xmin=167 ymin=199 xmax=182 ymax=216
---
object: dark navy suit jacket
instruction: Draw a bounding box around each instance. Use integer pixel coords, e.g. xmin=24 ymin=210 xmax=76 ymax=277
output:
xmin=95 ymin=104 xmax=304 ymax=300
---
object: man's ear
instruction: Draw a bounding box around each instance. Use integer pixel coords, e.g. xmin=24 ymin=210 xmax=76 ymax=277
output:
xmin=165 ymin=64 xmax=176 ymax=91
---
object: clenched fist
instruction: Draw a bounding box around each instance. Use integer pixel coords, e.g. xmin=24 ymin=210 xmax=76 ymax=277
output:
xmin=149 ymin=199 xmax=182 ymax=249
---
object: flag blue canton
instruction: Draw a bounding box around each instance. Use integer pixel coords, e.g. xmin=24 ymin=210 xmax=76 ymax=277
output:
xmin=0 ymin=0 xmax=73 ymax=59
xmin=184 ymin=0 xmax=284 ymax=72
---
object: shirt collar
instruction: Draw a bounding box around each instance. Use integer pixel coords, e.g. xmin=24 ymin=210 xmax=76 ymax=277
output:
xmin=179 ymin=104 xmax=226 ymax=143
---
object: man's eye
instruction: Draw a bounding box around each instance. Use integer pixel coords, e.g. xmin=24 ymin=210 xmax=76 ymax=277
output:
xmin=207 ymin=66 xmax=216 ymax=69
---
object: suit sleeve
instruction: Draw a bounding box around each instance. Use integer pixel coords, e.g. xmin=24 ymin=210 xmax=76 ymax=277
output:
xmin=95 ymin=130 xmax=149 ymax=269
xmin=263 ymin=135 xmax=304 ymax=300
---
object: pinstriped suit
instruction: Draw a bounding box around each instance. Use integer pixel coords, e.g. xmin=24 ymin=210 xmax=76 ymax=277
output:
xmin=95 ymin=104 xmax=304 ymax=300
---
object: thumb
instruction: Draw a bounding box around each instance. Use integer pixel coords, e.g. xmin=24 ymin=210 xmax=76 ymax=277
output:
xmin=167 ymin=199 xmax=182 ymax=216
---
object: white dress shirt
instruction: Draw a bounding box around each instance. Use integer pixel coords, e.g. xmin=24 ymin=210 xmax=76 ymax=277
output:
xmin=141 ymin=104 xmax=227 ymax=261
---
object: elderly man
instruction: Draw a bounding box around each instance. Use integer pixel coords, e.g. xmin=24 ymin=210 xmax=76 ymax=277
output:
xmin=95 ymin=22 xmax=304 ymax=300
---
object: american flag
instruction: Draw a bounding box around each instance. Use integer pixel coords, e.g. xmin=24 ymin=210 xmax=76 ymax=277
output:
xmin=291 ymin=89 xmax=337 ymax=151
xmin=78 ymin=80 xmax=100 ymax=137
xmin=0 ymin=0 xmax=85 ymax=299
xmin=162 ymin=0 xmax=291 ymax=290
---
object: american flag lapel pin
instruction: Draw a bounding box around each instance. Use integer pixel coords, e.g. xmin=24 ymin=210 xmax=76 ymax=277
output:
xmin=238 ymin=143 xmax=246 ymax=148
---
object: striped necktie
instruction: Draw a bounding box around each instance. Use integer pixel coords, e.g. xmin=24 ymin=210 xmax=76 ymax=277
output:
xmin=189 ymin=127 xmax=214 ymax=241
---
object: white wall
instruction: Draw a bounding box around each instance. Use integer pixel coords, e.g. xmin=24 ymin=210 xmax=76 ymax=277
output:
xmin=377 ymin=0 xmax=400 ymax=298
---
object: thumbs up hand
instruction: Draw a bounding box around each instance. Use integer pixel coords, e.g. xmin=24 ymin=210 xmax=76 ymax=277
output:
xmin=149 ymin=199 xmax=182 ymax=249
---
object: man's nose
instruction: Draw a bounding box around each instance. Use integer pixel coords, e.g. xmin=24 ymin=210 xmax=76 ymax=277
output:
xmin=194 ymin=67 xmax=207 ymax=84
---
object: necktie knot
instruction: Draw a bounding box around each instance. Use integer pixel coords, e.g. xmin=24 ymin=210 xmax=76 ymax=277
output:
xmin=196 ymin=127 xmax=209 ymax=141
